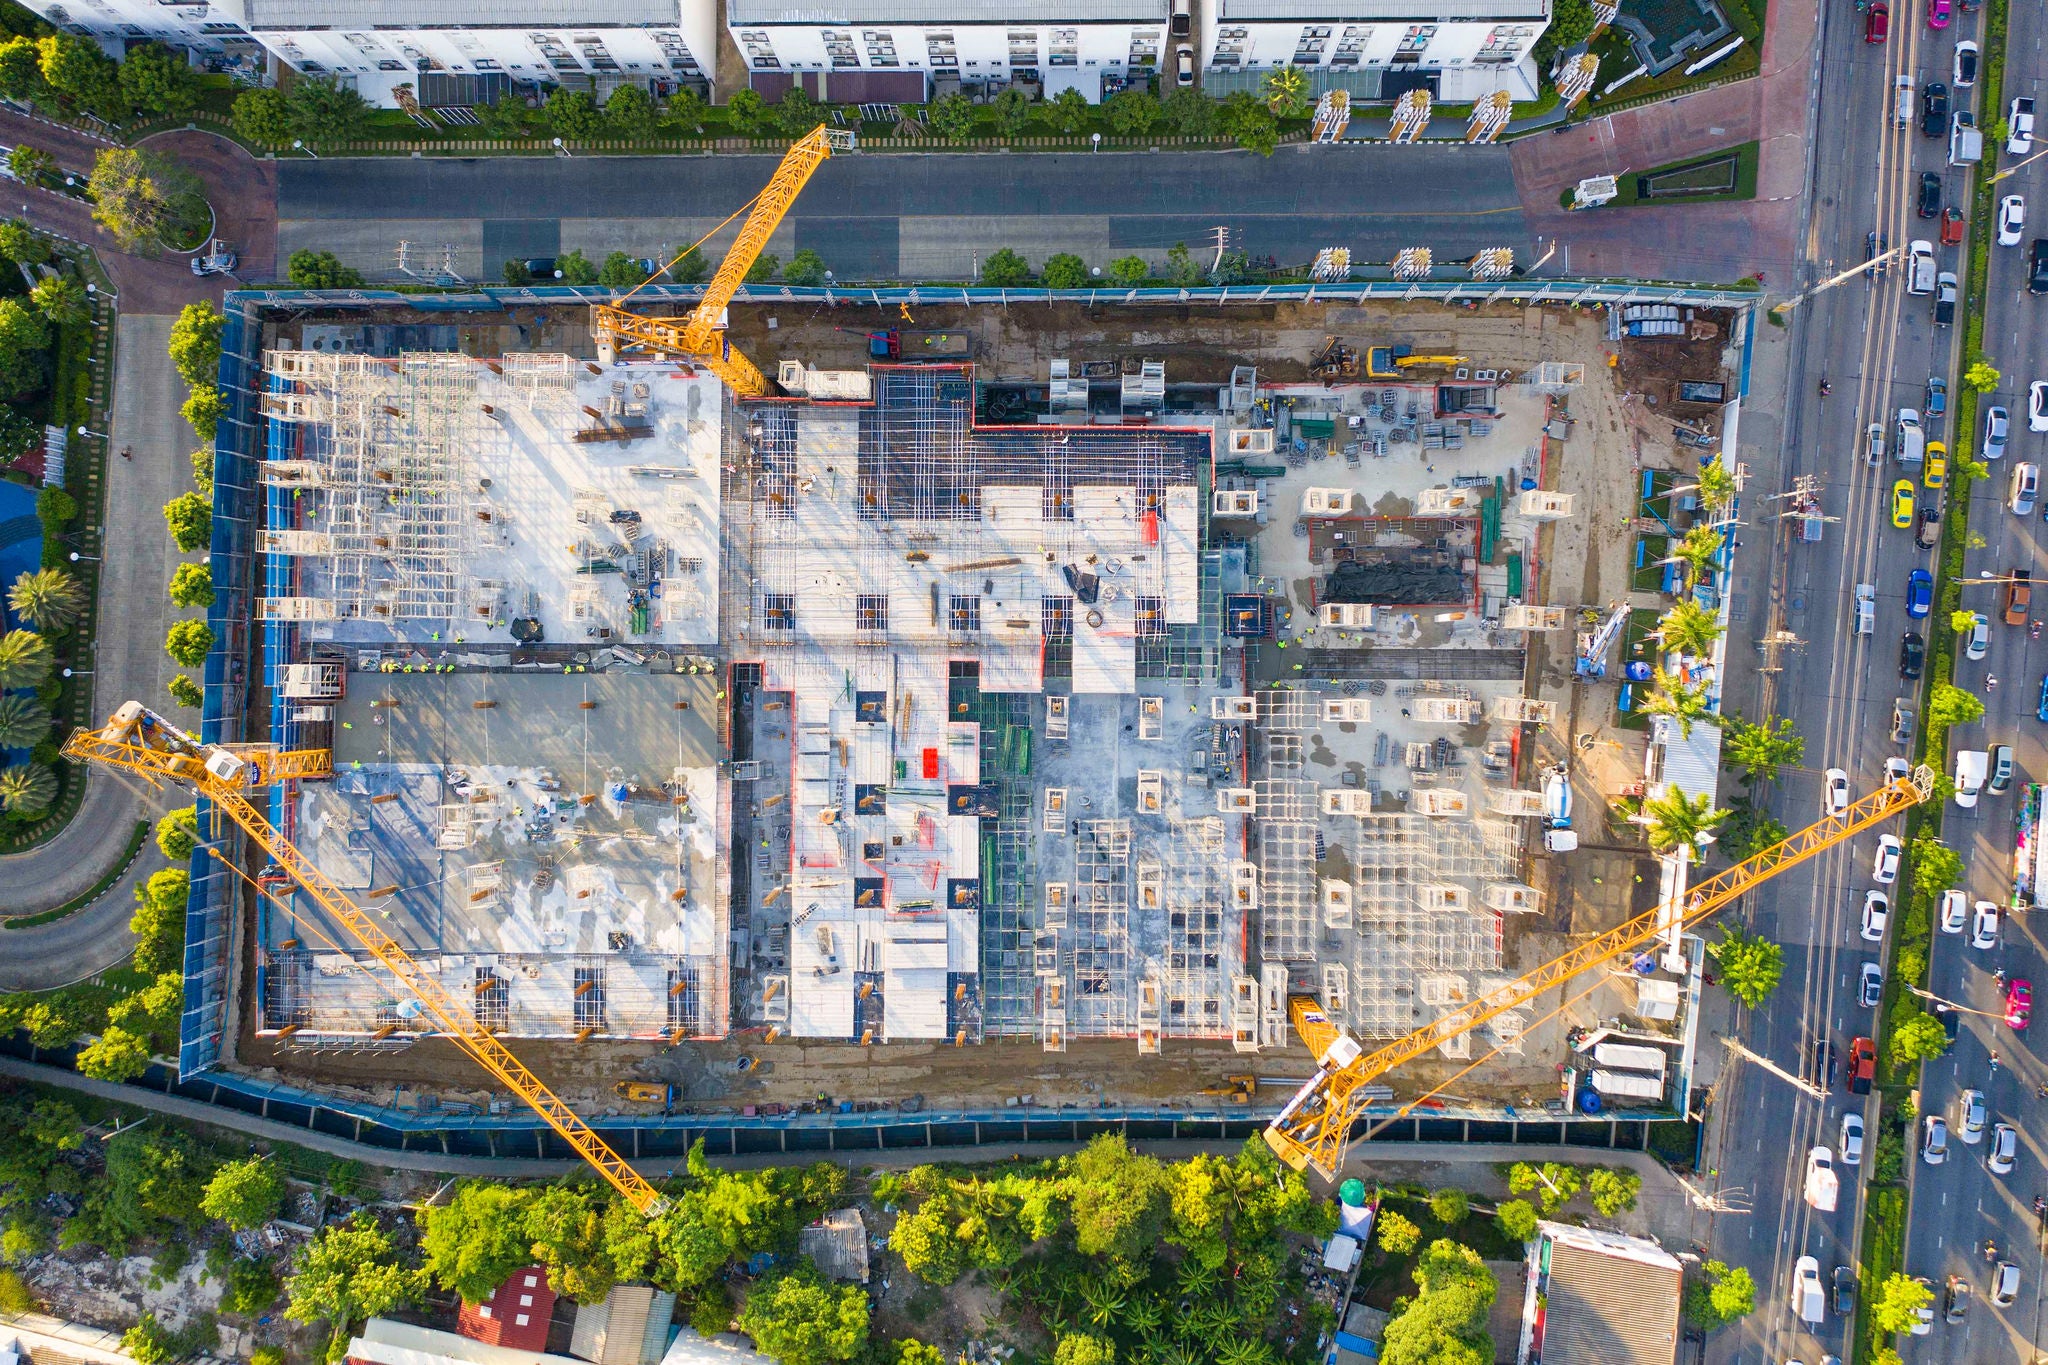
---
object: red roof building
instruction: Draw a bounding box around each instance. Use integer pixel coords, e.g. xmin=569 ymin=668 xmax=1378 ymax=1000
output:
xmin=459 ymin=1268 xmax=556 ymax=1353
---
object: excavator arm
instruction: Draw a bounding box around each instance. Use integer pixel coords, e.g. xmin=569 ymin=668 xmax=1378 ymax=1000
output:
xmin=1265 ymin=766 xmax=1936 ymax=1178
xmin=63 ymin=704 xmax=668 ymax=1214
xmin=590 ymin=125 xmax=853 ymax=396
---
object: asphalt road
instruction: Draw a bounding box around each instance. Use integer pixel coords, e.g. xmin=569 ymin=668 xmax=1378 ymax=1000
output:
xmin=275 ymin=145 xmax=1531 ymax=284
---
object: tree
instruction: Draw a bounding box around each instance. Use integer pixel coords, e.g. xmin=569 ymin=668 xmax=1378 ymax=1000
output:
xmin=167 ymin=674 xmax=203 ymax=709
xmin=1160 ymin=89 xmax=1215 ymax=137
xmin=0 ymin=694 xmax=49 ymax=749
xmin=1260 ymin=67 xmax=1309 ymax=118
xmin=37 ymin=34 xmax=117 ymax=112
xmin=286 ymin=77 xmax=370 ymax=144
xmin=1067 ymin=1134 xmax=1167 ymax=1264
xmin=130 ymin=868 xmax=189 ymax=976
xmin=1928 ymin=682 xmax=1986 ymax=728
xmin=0 ymin=218 xmax=48 ymax=266
xmin=1218 ymin=92 xmax=1279 ymax=156
xmin=1053 ymin=1336 xmax=1115 ymax=1365
xmin=155 ymin=806 xmax=199 ymax=861
xmin=927 ymin=91 xmax=976 ymax=142
xmin=1965 ymin=358 xmax=2001 ymax=393
xmin=889 ymin=1192 xmax=968 ymax=1285
xmin=783 ymin=249 xmax=827 ymax=286
xmin=1655 ymin=598 xmax=1723 ymax=657
xmin=1912 ymin=837 xmax=1964 ymax=900
xmin=89 ymin=147 xmax=205 ymax=252
xmin=1493 ymin=1199 xmax=1537 ymax=1243
xmin=230 ymin=87 xmax=292 ymax=145
xmin=775 ymin=87 xmax=821 ymax=138
xmin=663 ymin=88 xmax=706 ymax=133
xmin=1707 ymin=925 xmax=1783 ymax=1006
xmin=1640 ymin=786 xmax=1728 ymax=860
xmin=200 ymin=1157 xmax=286 ymax=1232
xmin=524 ymin=1184 xmax=624 ymax=1305
xmin=501 ymin=259 xmax=533 ymax=286
xmin=477 ymin=93 xmax=535 ymax=139
xmin=725 ymin=89 xmax=773 ymax=138
xmin=1376 ymin=1209 xmax=1419 ymax=1255
xmin=1696 ymin=458 xmax=1738 ymax=511
xmin=164 ymin=492 xmax=212 ymax=552
xmin=556 ymin=249 xmax=599 ymax=285
xmin=1042 ymin=253 xmax=1089 ymax=289
xmin=28 ymin=274 xmax=85 ymax=328
xmin=1047 ymin=88 xmax=1091 ymax=135
xmin=287 ymin=249 xmax=365 ymax=289
xmin=597 ymin=252 xmax=651 ymax=289
xmin=1506 ymin=1163 xmax=1582 ymax=1215
xmin=0 ymin=629 xmax=51 ymax=689
xmin=888 ymin=1343 xmax=944 ymax=1365
xmin=1888 ymin=1010 xmax=1950 ymax=1066
xmin=980 ymin=248 xmax=1032 ymax=286
xmin=169 ymin=301 xmax=223 ymax=389
xmin=1683 ymin=1260 xmax=1755 ymax=1330
xmin=420 ymin=1182 xmax=535 ymax=1304
xmin=180 ymin=384 xmax=223 ymax=441
xmin=1586 ymin=1169 xmax=1640 ymax=1217
xmin=118 ymin=43 xmax=200 ymax=118
xmin=669 ymin=248 xmax=708 ymax=285
xmin=168 ymin=561 xmax=214 ymax=609
xmin=1536 ymin=0 xmax=1597 ymax=68
xmin=1721 ymin=713 xmax=1802 ymax=784
xmin=1105 ymin=89 xmax=1158 ymax=136
xmin=1107 ymin=255 xmax=1149 ymax=286
xmin=285 ymin=1212 xmax=427 ymax=1354
xmin=0 ymin=295 xmax=48 ymax=401
xmin=166 ymin=619 xmax=214 ymax=667
xmin=0 ymin=763 xmax=55 ymax=816
xmin=602 ymin=84 xmax=658 ymax=138
xmin=1639 ymin=666 xmax=1716 ymax=739
xmin=744 ymin=254 xmax=779 ymax=284
xmin=0 ymin=38 xmax=40 ymax=102
xmin=991 ymin=86 xmax=1031 ymax=135
xmin=5 ymin=145 xmax=51 ymax=185
xmin=1428 ymin=1189 xmax=1470 ymax=1225
xmin=737 ymin=1268 xmax=867 ymax=1365
xmin=10 ymin=567 xmax=83 ymax=629
xmin=1869 ymin=1272 xmax=1934 ymax=1335
xmin=1379 ymin=1240 xmax=1495 ymax=1365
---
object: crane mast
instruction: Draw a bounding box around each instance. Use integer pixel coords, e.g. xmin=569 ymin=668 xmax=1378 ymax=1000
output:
xmin=64 ymin=703 xmax=668 ymax=1214
xmin=1264 ymin=766 xmax=1936 ymax=1179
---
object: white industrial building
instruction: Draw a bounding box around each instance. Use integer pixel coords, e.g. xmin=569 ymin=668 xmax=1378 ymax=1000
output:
xmin=1200 ymin=0 xmax=1551 ymax=100
xmin=25 ymin=0 xmax=265 ymax=73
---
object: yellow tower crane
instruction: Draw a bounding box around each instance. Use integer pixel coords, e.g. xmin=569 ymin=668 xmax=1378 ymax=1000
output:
xmin=1263 ymin=765 xmax=1936 ymax=1179
xmin=63 ymin=703 xmax=668 ymax=1214
xmin=588 ymin=124 xmax=854 ymax=397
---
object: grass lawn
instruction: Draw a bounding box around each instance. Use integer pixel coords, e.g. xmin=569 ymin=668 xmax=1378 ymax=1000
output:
xmin=1631 ymin=534 xmax=1673 ymax=593
xmin=1559 ymin=141 xmax=1761 ymax=209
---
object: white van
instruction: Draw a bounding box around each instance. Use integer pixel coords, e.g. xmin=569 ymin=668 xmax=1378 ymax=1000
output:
xmin=1907 ymin=238 xmax=1938 ymax=295
xmin=1897 ymin=408 xmax=1925 ymax=465
xmin=1896 ymin=73 xmax=1915 ymax=127
xmin=1854 ymin=583 xmax=1877 ymax=635
xmin=1956 ymin=749 xmax=1989 ymax=809
xmin=1792 ymin=1256 xmax=1826 ymax=1325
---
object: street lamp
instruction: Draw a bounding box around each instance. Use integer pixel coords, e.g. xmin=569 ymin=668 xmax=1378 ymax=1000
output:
xmin=67 ymin=551 xmax=98 ymax=564
xmin=1091 ymin=132 xmax=1102 ymax=152
xmin=1991 ymin=142 xmax=2048 ymax=183
xmin=74 ymin=424 xmax=104 ymax=440
xmin=553 ymin=137 xmax=572 ymax=157
xmin=291 ymin=140 xmax=319 ymax=159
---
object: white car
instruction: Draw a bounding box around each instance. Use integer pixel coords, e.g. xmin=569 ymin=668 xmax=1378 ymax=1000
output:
xmin=1959 ymin=1087 xmax=1987 ymax=1143
xmin=2033 ymin=380 xmax=2048 ymax=432
xmin=1987 ymin=404 xmax=2011 ymax=459
xmin=2000 ymin=194 xmax=2027 ymax=246
xmin=1885 ymin=755 xmax=1911 ymax=785
xmin=1862 ymin=889 xmax=1890 ymax=941
xmin=1867 ymin=421 xmax=1887 ymax=465
xmin=1973 ymin=899 xmax=2001 ymax=949
xmin=1966 ymin=612 xmax=1991 ymax=659
xmin=1942 ymin=887 xmax=1970 ymax=933
xmin=1824 ymin=767 xmax=1851 ymax=818
xmin=1873 ymin=833 xmax=1903 ymax=883
xmin=1792 ymin=1255 xmax=1825 ymax=1325
xmin=1860 ymin=961 xmax=1884 ymax=1007
xmin=2015 ymin=461 xmax=2041 ymax=515
xmin=2012 ymin=96 xmax=2036 ymax=156
xmin=1925 ymin=1114 xmax=1950 ymax=1165
xmin=1989 ymin=1122 xmax=2017 ymax=1174
xmin=1956 ymin=39 xmax=1980 ymax=86
xmin=1841 ymin=1111 xmax=1865 ymax=1165
xmin=1912 ymin=1276 xmax=1936 ymax=1334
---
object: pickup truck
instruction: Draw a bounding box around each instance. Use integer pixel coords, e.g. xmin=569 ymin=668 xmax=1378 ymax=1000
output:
xmin=2006 ymin=567 xmax=2032 ymax=625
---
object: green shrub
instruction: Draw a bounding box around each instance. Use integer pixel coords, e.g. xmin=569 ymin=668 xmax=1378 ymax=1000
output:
xmin=165 ymin=619 xmax=213 ymax=667
xmin=0 ymin=1266 xmax=34 ymax=1313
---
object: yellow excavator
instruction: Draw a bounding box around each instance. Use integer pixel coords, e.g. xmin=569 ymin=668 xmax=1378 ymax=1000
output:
xmin=1262 ymin=765 xmax=1936 ymax=1179
xmin=1364 ymin=345 xmax=1472 ymax=379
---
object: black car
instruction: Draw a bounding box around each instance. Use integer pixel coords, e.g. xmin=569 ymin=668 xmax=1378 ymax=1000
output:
xmin=1924 ymin=81 xmax=1950 ymax=136
xmin=1812 ymin=1037 xmax=1838 ymax=1088
xmin=1901 ymin=630 xmax=1926 ymax=678
xmin=1834 ymin=1265 xmax=1857 ymax=1315
xmin=1867 ymin=230 xmax=1889 ymax=277
xmin=1919 ymin=171 xmax=1942 ymax=217
xmin=1934 ymin=1001 xmax=1960 ymax=1042
xmin=2032 ymin=238 xmax=2048 ymax=294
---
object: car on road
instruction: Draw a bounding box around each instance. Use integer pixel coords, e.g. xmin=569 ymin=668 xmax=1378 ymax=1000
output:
xmin=1917 ymin=504 xmax=1941 ymax=547
xmin=1869 ymin=229 xmax=1890 ymax=274
xmin=1935 ymin=1002 xmax=1961 ymax=1043
xmin=1989 ymin=1122 xmax=2017 ymax=1174
xmin=1893 ymin=698 xmax=1916 ymax=743
xmin=2014 ymin=462 xmax=2040 ymax=514
xmin=1901 ymin=630 xmax=1925 ymax=679
xmin=1833 ymin=1264 xmax=1857 ymax=1314
xmin=1942 ymin=888 xmax=1969 ymax=933
xmin=1943 ymin=202 xmax=1968 ymax=244
xmin=1848 ymin=1036 xmax=1877 ymax=1094
xmin=1925 ymin=83 xmax=1951 ymax=136
xmin=1924 ymin=1114 xmax=1950 ymax=1164
xmin=2033 ymin=382 xmax=2048 ymax=431
xmin=1919 ymin=170 xmax=1942 ymax=215
xmin=1860 ymin=961 xmax=1884 ymax=1007
xmin=1957 ymin=748 xmax=1989 ymax=807
xmin=1956 ymin=38 xmax=1979 ymax=84
xmin=1945 ymin=1274 xmax=1971 ymax=1323
xmin=1862 ymin=889 xmax=1889 ymax=941
xmin=1840 ymin=1111 xmax=1865 ymax=1165
xmin=2011 ymin=96 xmax=2036 ymax=155
xmin=1990 ymin=742 xmax=2014 ymax=794
xmin=1987 ymin=403 xmax=2011 ymax=459
xmin=1855 ymin=582 xmax=1877 ymax=634
xmin=1823 ymin=767 xmax=1850 ymax=817
xmin=1925 ymin=442 xmax=1948 ymax=488
xmin=1892 ymin=479 xmax=1916 ymax=527
xmin=2006 ymin=978 xmax=2032 ymax=1029
xmin=1873 ymin=833 xmax=1902 ymax=883
xmin=1811 ymin=1037 xmax=1838 ymax=1088
xmin=1866 ymin=0 xmax=1889 ymax=40
xmin=1966 ymin=612 xmax=1990 ymax=659
xmin=2007 ymin=567 xmax=2033 ymax=624
xmin=2000 ymin=195 xmax=2026 ymax=246
xmin=1803 ymin=1143 xmax=1838 ymax=1210
xmin=1906 ymin=568 xmax=1933 ymax=617
xmin=1885 ymin=755 xmax=1910 ymax=784
xmin=1909 ymin=240 xmax=1937 ymax=294
xmin=1927 ymin=375 xmax=1948 ymax=417
xmin=1792 ymin=1256 xmax=1825 ymax=1324
xmin=2034 ymin=239 xmax=2048 ymax=292
xmin=1958 ymin=1087 xmax=1987 ymax=1142
xmin=1973 ymin=901 xmax=2000 ymax=948
xmin=1936 ymin=270 xmax=1958 ymax=324
xmin=1929 ymin=0 xmax=1951 ymax=25
xmin=1866 ymin=421 xmax=1886 ymax=464
xmin=1911 ymin=1276 xmax=1935 ymax=1334
xmin=1993 ymin=1261 xmax=2021 ymax=1307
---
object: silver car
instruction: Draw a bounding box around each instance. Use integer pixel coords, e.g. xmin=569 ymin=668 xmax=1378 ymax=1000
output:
xmin=1988 ymin=1122 xmax=2017 ymax=1174
xmin=1987 ymin=403 xmax=2011 ymax=458
xmin=1924 ymin=1114 xmax=1950 ymax=1165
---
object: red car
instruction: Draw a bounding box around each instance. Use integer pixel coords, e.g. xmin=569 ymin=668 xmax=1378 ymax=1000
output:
xmin=2007 ymin=978 xmax=2032 ymax=1030
xmin=1866 ymin=0 xmax=1889 ymax=41
xmin=1941 ymin=205 xmax=1967 ymax=246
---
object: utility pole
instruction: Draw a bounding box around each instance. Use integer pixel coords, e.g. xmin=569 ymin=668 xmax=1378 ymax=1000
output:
xmin=1209 ymin=225 xmax=1231 ymax=274
xmin=1672 ymin=1171 xmax=1752 ymax=1214
xmin=1770 ymin=245 xmax=1904 ymax=317
xmin=1717 ymin=1033 xmax=1827 ymax=1100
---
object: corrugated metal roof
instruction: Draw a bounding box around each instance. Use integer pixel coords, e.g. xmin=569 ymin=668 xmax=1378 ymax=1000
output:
xmin=248 ymin=0 xmax=678 ymax=28
xmin=728 ymin=0 xmax=1164 ymax=24
xmin=1217 ymin=0 xmax=1546 ymax=18
xmin=1540 ymin=1239 xmax=1681 ymax=1365
xmin=1649 ymin=714 xmax=1721 ymax=803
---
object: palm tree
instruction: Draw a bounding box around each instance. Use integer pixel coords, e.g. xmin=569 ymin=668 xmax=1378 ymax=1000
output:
xmin=1640 ymin=786 xmax=1728 ymax=861
xmin=1175 ymin=1257 xmax=1220 ymax=1297
xmin=8 ymin=568 xmax=84 ymax=631
xmin=1260 ymin=67 xmax=1309 ymax=117
xmin=1079 ymin=1280 xmax=1125 ymax=1329
xmin=1639 ymin=666 xmax=1717 ymax=739
xmin=0 ymin=630 xmax=51 ymax=691
xmin=1216 ymin=1338 xmax=1276 ymax=1365
xmin=0 ymin=693 xmax=50 ymax=748
xmin=1666 ymin=524 xmax=1724 ymax=584
xmin=1155 ymin=1346 xmax=1200 ymax=1365
xmin=1696 ymin=458 xmax=1737 ymax=512
xmin=1656 ymin=599 xmax=1724 ymax=658
xmin=0 ymin=762 xmax=56 ymax=816
xmin=1124 ymin=1298 xmax=1164 ymax=1335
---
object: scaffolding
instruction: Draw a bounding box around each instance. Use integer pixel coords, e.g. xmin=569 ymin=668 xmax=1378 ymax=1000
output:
xmin=1072 ymin=819 xmax=1133 ymax=1035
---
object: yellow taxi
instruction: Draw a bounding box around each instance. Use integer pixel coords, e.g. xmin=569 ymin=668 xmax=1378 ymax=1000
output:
xmin=1892 ymin=479 xmax=1916 ymax=528
xmin=1925 ymin=441 xmax=1948 ymax=490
